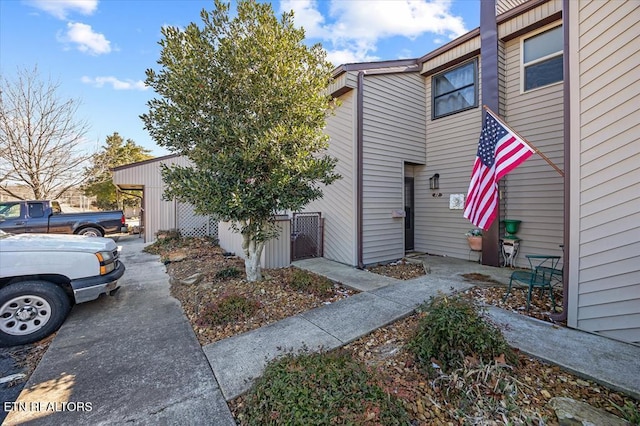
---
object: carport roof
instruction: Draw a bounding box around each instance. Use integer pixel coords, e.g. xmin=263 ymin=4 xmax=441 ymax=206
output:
xmin=111 ymin=153 xmax=180 ymax=172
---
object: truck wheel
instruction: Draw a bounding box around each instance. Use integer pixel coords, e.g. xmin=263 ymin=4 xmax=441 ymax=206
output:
xmin=0 ymin=282 xmax=71 ymax=347
xmin=77 ymin=227 xmax=103 ymax=237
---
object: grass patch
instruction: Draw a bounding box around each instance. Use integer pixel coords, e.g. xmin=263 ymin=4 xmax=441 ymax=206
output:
xmin=613 ymin=400 xmax=640 ymax=425
xmin=215 ymin=266 xmax=242 ymax=279
xmin=196 ymin=294 xmax=260 ymax=327
xmin=287 ymin=268 xmax=334 ymax=297
xmin=408 ymin=295 xmax=517 ymax=373
xmin=239 ymin=349 xmax=409 ymax=425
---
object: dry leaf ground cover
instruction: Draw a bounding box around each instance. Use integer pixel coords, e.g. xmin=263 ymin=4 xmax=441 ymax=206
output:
xmin=147 ymin=236 xmax=358 ymax=346
xmin=150 ymin=239 xmax=636 ymax=425
xmin=149 ymin=239 xmax=637 ymax=424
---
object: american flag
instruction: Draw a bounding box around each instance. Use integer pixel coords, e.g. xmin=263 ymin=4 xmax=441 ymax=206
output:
xmin=463 ymin=109 xmax=534 ymax=230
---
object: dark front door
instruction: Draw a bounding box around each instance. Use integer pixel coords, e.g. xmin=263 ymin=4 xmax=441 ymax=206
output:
xmin=404 ymin=177 xmax=414 ymax=251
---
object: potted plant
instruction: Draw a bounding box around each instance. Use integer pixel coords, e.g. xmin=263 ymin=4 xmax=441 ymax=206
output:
xmin=465 ymin=229 xmax=483 ymax=251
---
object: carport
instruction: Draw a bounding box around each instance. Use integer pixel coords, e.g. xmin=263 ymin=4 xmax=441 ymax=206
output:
xmin=112 ymin=155 xmax=217 ymax=242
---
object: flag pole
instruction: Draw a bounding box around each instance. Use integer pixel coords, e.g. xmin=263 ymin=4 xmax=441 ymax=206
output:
xmin=483 ymin=105 xmax=564 ymax=177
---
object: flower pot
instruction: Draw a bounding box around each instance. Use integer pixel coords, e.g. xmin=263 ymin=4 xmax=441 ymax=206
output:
xmin=467 ymin=236 xmax=482 ymax=251
xmin=503 ymin=219 xmax=521 ymax=236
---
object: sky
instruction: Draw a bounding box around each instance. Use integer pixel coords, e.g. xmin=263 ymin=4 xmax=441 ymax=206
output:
xmin=0 ymin=0 xmax=480 ymax=157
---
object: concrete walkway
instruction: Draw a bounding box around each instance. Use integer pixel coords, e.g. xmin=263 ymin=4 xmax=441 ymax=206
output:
xmin=5 ymin=237 xmax=235 ymax=425
xmin=486 ymin=307 xmax=640 ymax=400
xmin=203 ymin=263 xmax=471 ymax=399
xmin=204 ymin=256 xmax=640 ymax=401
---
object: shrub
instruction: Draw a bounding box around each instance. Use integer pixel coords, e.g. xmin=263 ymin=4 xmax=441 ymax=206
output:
xmin=215 ymin=266 xmax=242 ymax=279
xmin=288 ymin=268 xmax=333 ymax=297
xmin=239 ymin=349 xmax=409 ymax=425
xmin=408 ymin=295 xmax=517 ymax=373
xmin=196 ymin=294 xmax=260 ymax=327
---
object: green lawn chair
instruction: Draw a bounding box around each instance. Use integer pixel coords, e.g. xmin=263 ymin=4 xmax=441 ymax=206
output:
xmin=503 ymin=254 xmax=561 ymax=311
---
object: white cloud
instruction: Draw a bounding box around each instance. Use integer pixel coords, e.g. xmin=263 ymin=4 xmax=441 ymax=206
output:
xmin=27 ymin=0 xmax=98 ymax=20
xmin=81 ymin=76 xmax=148 ymax=91
xmin=280 ymin=0 xmax=468 ymax=65
xmin=280 ymin=0 xmax=329 ymax=39
xmin=58 ymin=22 xmax=111 ymax=55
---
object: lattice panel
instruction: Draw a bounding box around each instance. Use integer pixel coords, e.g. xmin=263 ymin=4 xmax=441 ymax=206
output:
xmin=291 ymin=212 xmax=322 ymax=260
xmin=177 ymin=202 xmax=219 ymax=238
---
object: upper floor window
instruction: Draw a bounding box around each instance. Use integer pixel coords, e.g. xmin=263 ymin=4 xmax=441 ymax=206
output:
xmin=523 ymin=24 xmax=563 ymax=91
xmin=432 ymin=59 xmax=478 ymax=119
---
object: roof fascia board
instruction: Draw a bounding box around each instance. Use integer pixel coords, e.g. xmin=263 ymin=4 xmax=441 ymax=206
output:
xmin=417 ymin=0 xmax=556 ymax=70
xmin=332 ymin=58 xmax=418 ymax=78
xmin=111 ymin=153 xmax=181 ymax=172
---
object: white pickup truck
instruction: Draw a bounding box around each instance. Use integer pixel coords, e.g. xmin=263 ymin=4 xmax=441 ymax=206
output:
xmin=0 ymin=229 xmax=125 ymax=346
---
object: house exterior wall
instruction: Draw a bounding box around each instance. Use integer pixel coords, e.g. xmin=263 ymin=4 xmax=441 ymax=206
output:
xmin=415 ymin=71 xmax=483 ymax=260
xmin=415 ymin=2 xmax=564 ymax=267
xmin=568 ymin=0 xmax=640 ymax=344
xmin=302 ymin=89 xmax=357 ymax=266
xmin=501 ymin=21 xmax=565 ymax=264
xmin=361 ymin=72 xmax=426 ymax=265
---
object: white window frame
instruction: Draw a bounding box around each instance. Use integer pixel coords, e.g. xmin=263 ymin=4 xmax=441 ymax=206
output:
xmin=520 ymin=22 xmax=563 ymax=93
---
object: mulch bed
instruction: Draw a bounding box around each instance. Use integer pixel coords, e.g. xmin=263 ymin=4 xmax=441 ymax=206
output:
xmin=367 ymin=259 xmax=426 ymax=280
xmin=162 ymin=238 xmax=357 ymax=346
xmin=163 ymin=241 xmax=637 ymax=424
xmin=338 ymin=311 xmax=637 ymax=425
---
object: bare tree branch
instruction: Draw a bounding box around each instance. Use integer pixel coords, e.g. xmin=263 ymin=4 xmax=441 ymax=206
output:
xmin=0 ymin=66 xmax=94 ymax=200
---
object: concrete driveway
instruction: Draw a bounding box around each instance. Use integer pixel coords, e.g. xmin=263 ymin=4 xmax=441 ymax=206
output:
xmin=3 ymin=235 xmax=234 ymax=425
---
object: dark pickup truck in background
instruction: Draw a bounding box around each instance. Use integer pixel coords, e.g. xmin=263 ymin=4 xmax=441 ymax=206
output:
xmin=0 ymin=200 xmax=127 ymax=237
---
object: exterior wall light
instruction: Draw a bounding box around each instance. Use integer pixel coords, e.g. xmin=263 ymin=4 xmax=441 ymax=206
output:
xmin=430 ymin=173 xmax=440 ymax=190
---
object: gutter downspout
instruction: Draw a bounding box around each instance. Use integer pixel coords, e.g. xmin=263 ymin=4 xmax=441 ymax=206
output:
xmin=480 ymin=0 xmax=501 ymax=266
xmin=552 ymin=0 xmax=570 ymax=322
xmin=357 ymin=71 xmax=365 ymax=269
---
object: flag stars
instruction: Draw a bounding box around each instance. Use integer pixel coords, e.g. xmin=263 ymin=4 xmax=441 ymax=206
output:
xmin=477 ymin=114 xmax=508 ymax=167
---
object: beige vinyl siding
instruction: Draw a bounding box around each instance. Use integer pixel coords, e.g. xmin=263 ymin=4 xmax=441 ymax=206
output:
xmin=415 ymin=72 xmax=483 ymax=259
xmin=498 ymin=0 xmax=562 ymax=37
xmin=302 ymin=90 xmax=356 ymax=265
xmin=421 ymin=37 xmax=480 ymax=75
xmin=361 ymin=73 xmax=426 ymax=265
xmin=328 ymin=72 xmax=358 ymax=96
xmin=502 ymin=27 xmax=565 ymax=265
xmin=113 ymin=155 xmax=190 ymax=242
xmin=571 ymin=0 xmax=640 ymax=344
